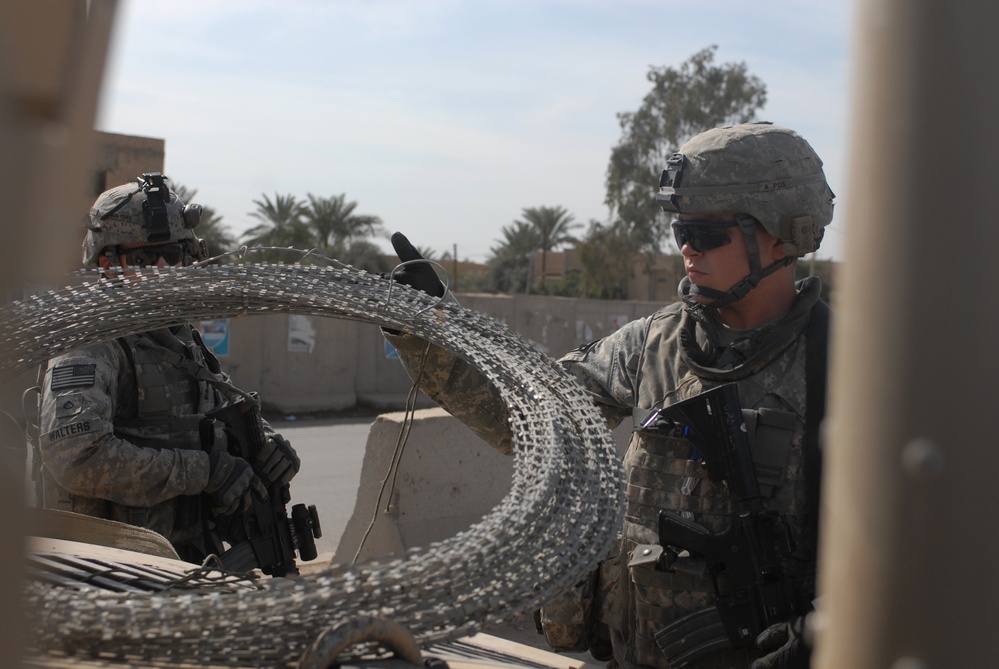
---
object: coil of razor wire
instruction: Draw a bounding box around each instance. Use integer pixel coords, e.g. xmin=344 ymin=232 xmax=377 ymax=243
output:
xmin=3 ymin=256 xmax=625 ymax=667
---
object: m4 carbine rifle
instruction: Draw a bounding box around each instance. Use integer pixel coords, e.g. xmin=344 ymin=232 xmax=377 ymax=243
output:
xmin=201 ymin=394 xmax=321 ymax=577
xmin=644 ymin=383 xmax=813 ymax=667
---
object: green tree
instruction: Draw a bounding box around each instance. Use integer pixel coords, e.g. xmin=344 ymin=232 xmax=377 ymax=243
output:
xmin=576 ymin=221 xmax=635 ymax=300
xmin=606 ymin=45 xmax=767 ymax=253
xmin=515 ymin=205 xmax=580 ymax=292
xmin=167 ymin=182 xmax=237 ymax=256
xmin=487 ymin=221 xmax=541 ymax=294
xmin=339 ymin=238 xmax=392 ymax=273
xmin=241 ymin=193 xmax=310 ymax=253
xmin=303 ymin=193 xmax=383 ymax=258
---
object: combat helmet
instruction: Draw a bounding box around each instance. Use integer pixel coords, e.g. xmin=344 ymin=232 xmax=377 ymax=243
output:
xmin=656 ymin=122 xmax=834 ymax=256
xmin=655 ymin=122 xmax=835 ymax=306
xmin=82 ymin=173 xmax=208 ymax=267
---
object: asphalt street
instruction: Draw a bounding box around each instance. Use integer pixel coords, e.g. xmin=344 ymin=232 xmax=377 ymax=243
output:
xmin=274 ymin=416 xmax=375 ymax=559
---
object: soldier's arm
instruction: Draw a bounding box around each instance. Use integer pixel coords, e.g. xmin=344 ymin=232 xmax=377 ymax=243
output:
xmin=386 ymin=315 xmax=648 ymax=451
xmin=556 ymin=317 xmax=650 ymax=429
xmin=39 ymin=342 xmax=210 ymax=507
xmin=385 ymin=332 xmax=515 ymax=455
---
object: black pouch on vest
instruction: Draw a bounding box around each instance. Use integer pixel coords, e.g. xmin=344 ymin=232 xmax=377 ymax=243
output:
xmin=743 ymin=408 xmax=797 ymax=497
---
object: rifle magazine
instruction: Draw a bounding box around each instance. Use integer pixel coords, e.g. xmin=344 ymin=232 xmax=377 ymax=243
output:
xmin=654 ymin=606 xmax=730 ymax=669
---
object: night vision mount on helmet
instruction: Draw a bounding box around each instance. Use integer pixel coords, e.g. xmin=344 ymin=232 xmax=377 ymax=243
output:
xmin=82 ymin=173 xmax=208 ymax=267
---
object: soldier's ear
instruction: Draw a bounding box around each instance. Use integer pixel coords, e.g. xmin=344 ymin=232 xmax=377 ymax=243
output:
xmin=770 ymin=236 xmax=789 ymax=261
xmin=757 ymin=227 xmax=788 ymax=261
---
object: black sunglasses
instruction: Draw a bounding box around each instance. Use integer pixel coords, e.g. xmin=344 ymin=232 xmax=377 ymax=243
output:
xmin=671 ymin=220 xmax=738 ymax=253
xmin=118 ymin=242 xmax=187 ymax=267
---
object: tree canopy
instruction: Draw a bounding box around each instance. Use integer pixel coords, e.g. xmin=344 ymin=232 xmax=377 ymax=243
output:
xmin=303 ymin=193 xmax=384 ymax=259
xmin=242 ymin=193 xmax=310 ymax=252
xmin=168 ymin=182 xmax=237 ymax=256
xmin=575 ymin=220 xmax=634 ymax=300
xmin=239 ymin=192 xmax=386 ymax=270
xmin=488 ymin=220 xmax=541 ymax=294
xmin=605 ymin=45 xmax=767 ymax=254
xmin=514 ymin=205 xmax=580 ymax=292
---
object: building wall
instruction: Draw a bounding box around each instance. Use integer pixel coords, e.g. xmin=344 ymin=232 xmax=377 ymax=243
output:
xmin=530 ymin=247 xmax=685 ymax=302
xmin=92 ymin=131 xmax=165 ymax=196
xmin=213 ymin=292 xmax=669 ymax=414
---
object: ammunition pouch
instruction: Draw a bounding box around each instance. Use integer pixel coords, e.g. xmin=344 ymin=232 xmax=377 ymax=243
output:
xmin=633 ymin=405 xmax=797 ymax=498
xmin=539 ymin=561 xmax=615 ymax=660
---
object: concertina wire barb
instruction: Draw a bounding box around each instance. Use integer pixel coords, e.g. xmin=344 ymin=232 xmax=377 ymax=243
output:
xmin=1 ymin=254 xmax=625 ymax=668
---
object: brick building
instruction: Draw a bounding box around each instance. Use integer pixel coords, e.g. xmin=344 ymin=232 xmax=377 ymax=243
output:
xmin=92 ymin=131 xmax=165 ymax=198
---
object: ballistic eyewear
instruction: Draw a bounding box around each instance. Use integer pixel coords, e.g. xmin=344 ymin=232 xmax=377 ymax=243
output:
xmin=118 ymin=242 xmax=187 ymax=267
xmin=671 ymin=220 xmax=737 ymax=253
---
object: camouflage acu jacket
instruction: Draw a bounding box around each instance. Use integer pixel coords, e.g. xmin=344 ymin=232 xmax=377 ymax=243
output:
xmin=38 ymin=325 xmax=225 ymax=545
xmin=386 ymin=277 xmax=827 ymax=669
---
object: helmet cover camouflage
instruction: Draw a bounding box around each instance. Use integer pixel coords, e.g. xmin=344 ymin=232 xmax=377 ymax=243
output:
xmin=82 ymin=173 xmax=206 ymax=267
xmin=656 ymin=122 xmax=835 ymax=256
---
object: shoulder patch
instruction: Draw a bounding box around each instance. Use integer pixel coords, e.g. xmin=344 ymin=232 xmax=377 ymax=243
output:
xmin=50 ymin=364 xmax=97 ymax=391
xmin=55 ymin=399 xmax=84 ymax=419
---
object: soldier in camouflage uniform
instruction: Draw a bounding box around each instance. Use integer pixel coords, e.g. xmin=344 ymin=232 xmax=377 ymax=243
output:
xmin=38 ymin=174 xmax=300 ymax=564
xmin=386 ymin=123 xmax=833 ymax=669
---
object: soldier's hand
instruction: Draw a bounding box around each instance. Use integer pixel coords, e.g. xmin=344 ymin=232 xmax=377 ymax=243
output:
xmin=751 ymin=616 xmax=810 ymax=669
xmin=206 ymin=447 xmax=267 ymax=515
xmin=389 ymin=232 xmax=445 ymax=298
xmin=255 ymin=434 xmax=300 ymax=487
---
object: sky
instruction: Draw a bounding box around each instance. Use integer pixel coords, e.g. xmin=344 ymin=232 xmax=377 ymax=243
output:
xmin=97 ymin=0 xmax=855 ymax=263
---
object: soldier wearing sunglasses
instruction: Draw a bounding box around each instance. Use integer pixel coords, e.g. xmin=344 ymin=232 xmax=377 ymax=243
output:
xmin=36 ymin=174 xmax=300 ymax=565
xmin=385 ymin=123 xmax=834 ymax=669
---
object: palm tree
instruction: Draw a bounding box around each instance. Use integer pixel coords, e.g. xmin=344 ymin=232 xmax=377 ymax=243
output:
xmin=515 ymin=205 xmax=580 ymax=292
xmin=167 ymin=182 xmax=237 ymax=256
xmin=488 ymin=221 xmax=541 ymax=294
xmin=303 ymin=193 xmax=383 ymax=259
xmin=241 ymin=193 xmax=310 ymax=251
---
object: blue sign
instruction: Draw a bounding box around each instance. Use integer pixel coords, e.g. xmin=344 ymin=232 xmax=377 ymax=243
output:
xmin=199 ymin=319 xmax=230 ymax=357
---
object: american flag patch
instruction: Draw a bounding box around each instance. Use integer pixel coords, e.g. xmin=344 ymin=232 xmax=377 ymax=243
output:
xmin=51 ymin=364 xmax=97 ymax=391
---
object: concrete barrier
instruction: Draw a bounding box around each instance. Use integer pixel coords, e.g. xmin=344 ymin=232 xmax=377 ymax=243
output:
xmin=333 ymin=407 xmax=513 ymax=563
xmin=333 ymin=407 xmax=632 ymax=564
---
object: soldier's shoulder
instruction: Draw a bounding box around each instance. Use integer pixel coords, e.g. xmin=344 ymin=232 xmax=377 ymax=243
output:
xmin=48 ymin=338 xmax=126 ymax=369
xmin=650 ymin=301 xmax=685 ymax=319
xmin=643 ymin=302 xmax=685 ymax=334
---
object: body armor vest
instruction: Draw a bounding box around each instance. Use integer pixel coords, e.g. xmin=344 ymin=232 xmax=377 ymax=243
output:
xmin=114 ymin=328 xmax=223 ymax=451
xmin=110 ymin=328 xmax=225 ymax=545
xmin=596 ymin=283 xmax=825 ymax=669
xmin=619 ymin=369 xmax=807 ymax=669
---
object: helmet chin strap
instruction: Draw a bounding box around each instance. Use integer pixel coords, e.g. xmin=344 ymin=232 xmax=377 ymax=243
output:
xmin=679 ymin=215 xmax=793 ymax=309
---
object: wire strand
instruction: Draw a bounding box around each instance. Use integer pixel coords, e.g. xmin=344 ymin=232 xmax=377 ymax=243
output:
xmin=352 ymin=339 xmax=432 ymax=565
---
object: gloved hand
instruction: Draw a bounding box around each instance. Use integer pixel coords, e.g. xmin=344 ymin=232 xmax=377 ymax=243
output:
xmin=389 ymin=232 xmax=445 ymax=298
xmin=751 ymin=616 xmax=810 ymax=669
xmin=254 ymin=434 xmax=301 ymax=488
xmin=205 ymin=447 xmax=267 ymax=515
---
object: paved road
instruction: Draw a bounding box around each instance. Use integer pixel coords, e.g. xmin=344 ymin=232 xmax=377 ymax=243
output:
xmin=273 ymin=416 xmax=375 ymax=558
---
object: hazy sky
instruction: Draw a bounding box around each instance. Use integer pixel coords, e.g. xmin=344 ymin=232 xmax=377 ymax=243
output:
xmin=98 ymin=0 xmax=855 ymax=263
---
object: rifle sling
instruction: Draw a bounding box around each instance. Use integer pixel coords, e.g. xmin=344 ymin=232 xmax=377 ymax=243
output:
xmin=802 ymin=300 xmax=829 ymax=562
